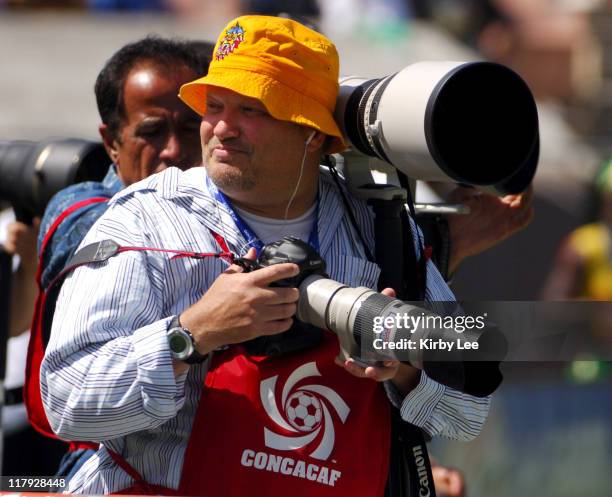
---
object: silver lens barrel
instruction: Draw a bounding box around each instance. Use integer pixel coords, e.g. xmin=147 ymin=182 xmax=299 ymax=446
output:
xmin=298 ymin=275 xmax=452 ymax=366
xmin=296 ymin=274 xmax=506 ymax=397
xmin=297 ymin=275 xmax=375 ymax=336
xmin=335 ymin=61 xmax=539 ymax=194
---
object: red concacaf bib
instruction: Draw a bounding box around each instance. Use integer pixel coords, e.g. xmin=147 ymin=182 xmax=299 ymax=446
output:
xmin=176 ymin=331 xmax=390 ymax=497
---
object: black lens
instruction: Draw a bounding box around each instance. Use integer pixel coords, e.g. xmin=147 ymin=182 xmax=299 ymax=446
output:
xmin=425 ymin=62 xmax=539 ymax=185
xmin=0 ymin=138 xmax=109 ymax=217
xmin=0 ymin=140 xmax=39 ymax=207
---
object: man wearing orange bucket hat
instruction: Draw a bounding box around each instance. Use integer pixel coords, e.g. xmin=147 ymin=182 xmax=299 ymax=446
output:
xmin=41 ymin=15 xmax=489 ymax=496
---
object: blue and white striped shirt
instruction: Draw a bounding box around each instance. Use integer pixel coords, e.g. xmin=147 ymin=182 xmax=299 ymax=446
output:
xmin=41 ymin=167 xmax=490 ymax=494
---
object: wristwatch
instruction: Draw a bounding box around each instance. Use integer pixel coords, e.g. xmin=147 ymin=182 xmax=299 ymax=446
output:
xmin=167 ymin=316 xmax=208 ymax=364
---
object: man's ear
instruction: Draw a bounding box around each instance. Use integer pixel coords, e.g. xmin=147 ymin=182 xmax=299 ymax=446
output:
xmin=99 ymin=123 xmax=120 ymax=164
xmin=306 ymin=131 xmax=326 ymax=153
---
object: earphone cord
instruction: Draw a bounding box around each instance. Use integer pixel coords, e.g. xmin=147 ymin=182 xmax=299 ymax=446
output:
xmin=215 ymin=131 xmax=315 ymax=257
xmin=278 ymin=131 xmax=314 ymax=239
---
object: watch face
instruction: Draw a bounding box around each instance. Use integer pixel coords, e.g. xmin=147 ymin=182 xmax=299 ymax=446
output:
xmin=169 ymin=333 xmax=188 ymax=354
xmin=168 ymin=329 xmax=194 ymax=360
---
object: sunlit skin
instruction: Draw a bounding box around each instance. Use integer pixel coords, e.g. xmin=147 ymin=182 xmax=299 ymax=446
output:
xmin=100 ymin=61 xmax=202 ymax=186
xmin=200 ymin=86 xmax=325 ymax=219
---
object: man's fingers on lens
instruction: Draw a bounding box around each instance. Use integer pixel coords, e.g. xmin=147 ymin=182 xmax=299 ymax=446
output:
xmin=380 ymin=287 xmax=396 ymax=298
xmin=364 ymin=363 xmax=399 ymax=382
xmin=335 ymin=356 xmax=400 ymax=382
xmin=335 ymin=357 xmax=367 ymax=378
xmin=364 ymin=367 xmax=383 ymax=381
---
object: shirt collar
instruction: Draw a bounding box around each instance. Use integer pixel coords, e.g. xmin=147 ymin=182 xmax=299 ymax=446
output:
xmin=169 ymin=167 xmax=346 ymax=258
xmin=103 ymin=164 xmax=124 ymax=194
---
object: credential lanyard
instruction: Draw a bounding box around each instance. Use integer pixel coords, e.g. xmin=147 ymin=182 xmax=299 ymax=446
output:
xmin=206 ymin=175 xmax=320 ymax=254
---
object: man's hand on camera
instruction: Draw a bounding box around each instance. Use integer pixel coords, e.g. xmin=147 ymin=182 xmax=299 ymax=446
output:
xmin=6 ymin=218 xmax=41 ymax=337
xmin=4 ymin=218 xmax=41 ymax=272
xmin=180 ymin=247 xmax=300 ymax=357
xmin=334 ymin=288 xmax=422 ymax=394
xmin=448 ymin=185 xmax=534 ymax=274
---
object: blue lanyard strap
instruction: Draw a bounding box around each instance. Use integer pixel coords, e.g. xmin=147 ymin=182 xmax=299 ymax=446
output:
xmin=206 ymin=176 xmax=319 ymax=255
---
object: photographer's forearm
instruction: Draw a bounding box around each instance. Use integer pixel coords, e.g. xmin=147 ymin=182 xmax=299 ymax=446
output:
xmin=9 ymin=261 xmax=38 ymax=337
xmin=4 ymin=218 xmax=40 ymax=336
xmin=390 ymin=363 xmax=422 ymax=396
xmin=448 ymin=242 xmax=464 ymax=276
xmin=446 ymin=187 xmax=535 ymax=275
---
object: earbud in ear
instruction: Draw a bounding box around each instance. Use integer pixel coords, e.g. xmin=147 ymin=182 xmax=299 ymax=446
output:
xmin=305 ymin=131 xmax=316 ymax=146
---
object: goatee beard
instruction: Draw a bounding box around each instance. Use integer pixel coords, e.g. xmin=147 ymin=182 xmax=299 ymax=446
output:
xmin=205 ymin=163 xmax=257 ymax=191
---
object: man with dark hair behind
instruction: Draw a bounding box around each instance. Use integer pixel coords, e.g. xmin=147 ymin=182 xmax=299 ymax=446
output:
xmin=39 ymin=35 xmax=211 ymax=290
xmin=28 ymin=35 xmax=213 ymax=480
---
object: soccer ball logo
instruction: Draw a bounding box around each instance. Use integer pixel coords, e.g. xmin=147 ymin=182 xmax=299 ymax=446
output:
xmin=286 ymin=391 xmax=323 ymax=431
xmin=260 ymin=362 xmax=350 ymax=460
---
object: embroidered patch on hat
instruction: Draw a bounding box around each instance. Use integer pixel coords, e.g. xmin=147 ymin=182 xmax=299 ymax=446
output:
xmin=215 ymin=22 xmax=245 ymax=61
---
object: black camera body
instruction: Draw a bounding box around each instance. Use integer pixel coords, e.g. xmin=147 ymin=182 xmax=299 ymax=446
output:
xmin=246 ymin=236 xmax=326 ymax=286
xmin=237 ymin=236 xmax=327 ymax=357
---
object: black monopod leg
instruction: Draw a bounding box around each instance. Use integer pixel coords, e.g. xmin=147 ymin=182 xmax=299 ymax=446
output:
xmin=0 ymin=247 xmax=13 ymax=471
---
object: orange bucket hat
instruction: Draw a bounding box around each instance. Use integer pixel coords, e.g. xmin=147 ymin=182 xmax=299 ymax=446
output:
xmin=179 ymin=15 xmax=346 ymax=153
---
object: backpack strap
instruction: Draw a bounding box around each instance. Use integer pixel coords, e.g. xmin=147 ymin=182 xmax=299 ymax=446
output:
xmin=25 ymin=197 xmax=109 ymax=440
